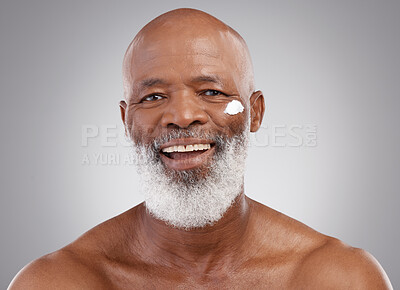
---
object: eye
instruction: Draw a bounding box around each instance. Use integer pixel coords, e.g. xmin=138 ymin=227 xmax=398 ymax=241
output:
xmin=203 ymin=90 xmax=224 ymax=96
xmin=142 ymin=94 xmax=164 ymax=102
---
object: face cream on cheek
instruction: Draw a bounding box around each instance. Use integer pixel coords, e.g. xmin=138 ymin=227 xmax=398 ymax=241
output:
xmin=224 ymin=100 xmax=244 ymax=115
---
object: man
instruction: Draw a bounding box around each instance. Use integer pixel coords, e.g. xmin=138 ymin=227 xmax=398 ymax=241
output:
xmin=9 ymin=8 xmax=392 ymax=289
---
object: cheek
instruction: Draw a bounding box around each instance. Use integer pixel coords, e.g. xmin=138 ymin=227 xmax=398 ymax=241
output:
xmin=206 ymin=101 xmax=248 ymax=136
xmin=127 ymin=108 xmax=162 ymax=142
xmin=224 ymin=100 xmax=244 ymax=115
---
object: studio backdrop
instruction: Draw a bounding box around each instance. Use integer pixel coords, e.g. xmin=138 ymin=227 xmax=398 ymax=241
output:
xmin=1 ymin=0 xmax=399 ymax=288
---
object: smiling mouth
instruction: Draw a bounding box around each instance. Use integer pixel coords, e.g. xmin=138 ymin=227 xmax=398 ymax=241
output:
xmin=161 ymin=143 xmax=213 ymax=160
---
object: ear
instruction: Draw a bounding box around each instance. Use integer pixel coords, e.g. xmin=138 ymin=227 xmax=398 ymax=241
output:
xmin=119 ymin=100 xmax=128 ymax=136
xmin=249 ymin=91 xmax=265 ymax=132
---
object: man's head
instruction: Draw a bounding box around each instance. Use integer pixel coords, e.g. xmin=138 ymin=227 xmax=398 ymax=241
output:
xmin=119 ymin=8 xmax=265 ymax=229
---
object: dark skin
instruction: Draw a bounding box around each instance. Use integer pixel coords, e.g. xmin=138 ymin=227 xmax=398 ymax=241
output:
xmin=9 ymin=8 xmax=392 ymax=289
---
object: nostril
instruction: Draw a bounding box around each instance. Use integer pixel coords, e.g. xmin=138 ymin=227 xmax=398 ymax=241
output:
xmin=188 ymin=120 xmax=203 ymax=127
xmin=166 ymin=120 xmax=204 ymax=129
xmin=160 ymin=101 xmax=209 ymax=128
xmin=166 ymin=123 xmax=181 ymax=130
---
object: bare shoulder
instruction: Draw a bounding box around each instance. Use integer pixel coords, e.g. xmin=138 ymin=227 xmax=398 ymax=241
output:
xmin=8 ymin=248 xmax=109 ymax=289
xmin=291 ymin=237 xmax=393 ymax=289
xmin=9 ymin=205 xmax=143 ymax=289
xmin=248 ymin=198 xmax=392 ymax=289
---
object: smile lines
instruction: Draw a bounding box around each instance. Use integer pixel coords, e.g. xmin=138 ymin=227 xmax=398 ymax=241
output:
xmin=161 ymin=144 xmax=211 ymax=153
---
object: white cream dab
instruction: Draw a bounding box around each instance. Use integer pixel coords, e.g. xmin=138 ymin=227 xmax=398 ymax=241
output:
xmin=224 ymin=100 xmax=244 ymax=115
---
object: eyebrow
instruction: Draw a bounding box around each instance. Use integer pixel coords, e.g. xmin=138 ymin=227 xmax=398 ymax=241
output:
xmin=191 ymin=75 xmax=223 ymax=85
xmin=136 ymin=74 xmax=224 ymax=91
xmin=139 ymin=78 xmax=167 ymax=89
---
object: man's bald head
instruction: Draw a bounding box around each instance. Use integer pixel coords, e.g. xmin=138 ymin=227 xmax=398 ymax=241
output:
xmin=122 ymin=8 xmax=255 ymax=101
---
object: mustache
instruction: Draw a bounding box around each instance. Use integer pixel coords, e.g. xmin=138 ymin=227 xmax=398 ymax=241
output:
xmin=152 ymin=128 xmax=227 ymax=151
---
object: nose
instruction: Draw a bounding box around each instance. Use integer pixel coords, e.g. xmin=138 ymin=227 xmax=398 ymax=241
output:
xmin=160 ymin=92 xmax=208 ymax=129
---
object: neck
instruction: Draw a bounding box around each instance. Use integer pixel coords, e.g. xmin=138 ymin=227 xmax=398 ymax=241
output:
xmin=137 ymin=193 xmax=251 ymax=272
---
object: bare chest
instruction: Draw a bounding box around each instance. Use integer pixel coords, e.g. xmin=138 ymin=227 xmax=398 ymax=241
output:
xmin=100 ymin=262 xmax=299 ymax=290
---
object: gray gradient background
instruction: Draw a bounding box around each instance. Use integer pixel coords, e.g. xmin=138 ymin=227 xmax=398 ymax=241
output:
xmin=1 ymin=0 xmax=399 ymax=288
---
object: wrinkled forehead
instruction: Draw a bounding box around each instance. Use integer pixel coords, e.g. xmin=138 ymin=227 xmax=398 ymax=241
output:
xmin=131 ymin=26 xmax=245 ymax=67
xmin=123 ymin=27 xmax=253 ymax=98
xmin=124 ymin=29 xmax=252 ymax=100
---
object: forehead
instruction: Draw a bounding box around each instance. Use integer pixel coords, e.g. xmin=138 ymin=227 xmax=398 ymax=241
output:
xmin=127 ymin=30 xmax=245 ymax=90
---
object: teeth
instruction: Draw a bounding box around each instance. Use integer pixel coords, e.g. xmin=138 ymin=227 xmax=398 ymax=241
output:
xmin=162 ymin=143 xmax=211 ymax=153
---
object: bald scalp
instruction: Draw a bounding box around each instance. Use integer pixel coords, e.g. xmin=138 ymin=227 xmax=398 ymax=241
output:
xmin=122 ymin=8 xmax=255 ymax=101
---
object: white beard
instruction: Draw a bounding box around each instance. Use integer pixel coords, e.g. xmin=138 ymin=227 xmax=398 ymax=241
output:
xmin=130 ymin=126 xmax=249 ymax=230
